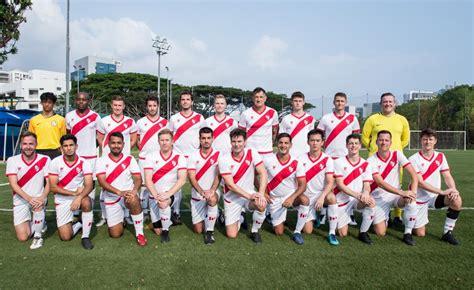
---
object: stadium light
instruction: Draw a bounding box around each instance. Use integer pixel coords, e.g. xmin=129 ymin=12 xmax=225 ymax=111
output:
xmin=152 ymin=36 xmax=171 ymax=105
xmin=65 ymin=0 xmax=70 ymax=115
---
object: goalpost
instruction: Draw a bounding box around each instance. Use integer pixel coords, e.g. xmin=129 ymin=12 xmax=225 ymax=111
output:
xmin=409 ymin=130 xmax=467 ymax=151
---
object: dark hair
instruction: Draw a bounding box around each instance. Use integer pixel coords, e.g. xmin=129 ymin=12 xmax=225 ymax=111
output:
xmin=230 ymin=128 xmax=247 ymax=140
xmin=334 ymin=92 xmax=347 ymax=100
xmin=111 ymin=95 xmax=124 ymax=102
xmin=277 ymin=132 xmax=292 ymax=143
xmin=20 ymin=131 xmax=37 ymax=142
xmin=346 ymin=133 xmax=361 ymax=144
xmin=252 ymin=87 xmax=266 ymax=96
xmin=420 ymin=128 xmax=437 ymax=139
xmin=158 ymin=128 xmax=174 ymax=138
xmin=307 ymin=128 xmax=325 ymax=141
xmin=77 ymin=92 xmax=90 ymax=99
xmin=380 ymin=92 xmax=395 ymax=103
xmin=377 ymin=130 xmax=392 ymax=139
xmin=180 ymin=91 xmax=193 ymax=101
xmin=40 ymin=92 xmax=57 ymax=103
xmin=145 ymin=95 xmax=159 ymax=106
xmin=199 ymin=127 xmax=213 ymax=137
xmin=291 ymin=91 xmax=305 ymax=100
xmin=109 ymin=131 xmax=124 ymax=141
xmin=60 ymin=134 xmax=77 ymax=145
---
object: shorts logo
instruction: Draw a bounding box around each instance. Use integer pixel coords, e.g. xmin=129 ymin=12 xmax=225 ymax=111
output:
xmin=329 ymin=216 xmax=337 ymax=221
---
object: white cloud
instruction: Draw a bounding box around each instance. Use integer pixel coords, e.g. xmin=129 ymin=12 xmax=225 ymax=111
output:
xmin=190 ymin=38 xmax=207 ymax=52
xmin=248 ymin=35 xmax=289 ymax=70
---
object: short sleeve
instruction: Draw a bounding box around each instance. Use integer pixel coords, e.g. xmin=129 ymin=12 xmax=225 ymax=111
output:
xmin=5 ymin=157 xmax=17 ymax=176
xmin=238 ymin=112 xmax=247 ymax=129
xmin=326 ymin=157 xmax=335 ymax=174
xmin=316 ymin=117 xmax=326 ymax=131
xmin=362 ymin=163 xmax=373 ymax=182
xmin=187 ymin=155 xmax=196 ymax=170
xmin=130 ymin=157 xmax=140 ymax=174
xmin=48 ymin=159 xmax=59 ymax=176
xmin=168 ymin=116 xmax=175 ymax=132
xmin=97 ymin=117 xmax=106 ymax=135
xmin=397 ymin=151 xmax=410 ymax=168
xmin=333 ymin=159 xmax=343 ymax=178
xmin=65 ymin=115 xmax=72 ymax=130
xmin=352 ymin=116 xmax=361 ymax=132
xmin=272 ymin=109 xmax=279 ymax=126
xmin=279 ymin=117 xmax=290 ymax=134
xmin=440 ymin=153 xmax=450 ymax=171
xmin=60 ymin=118 xmax=67 ymax=135
xmin=296 ymin=160 xmax=305 ymax=178
xmin=95 ymin=157 xmax=106 ymax=175
xmin=82 ymin=159 xmax=92 ymax=175
xmin=178 ymin=155 xmax=187 ymax=170
xmin=44 ymin=157 xmax=51 ymax=177
xmin=369 ymin=160 xmax=379 ymax=175
xmin=130 ymin=119 xmax=138 ymax=134
xmin=252 ymin=150 xmax=263 ymax=167
xmin=218 ymin=155 xmax=231 ymax=175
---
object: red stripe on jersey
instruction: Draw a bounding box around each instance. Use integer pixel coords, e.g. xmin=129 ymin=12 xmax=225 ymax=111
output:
xmin=305 ymin=157 xmax=329 ymax=182
xmin=213 ymin=118 xmax=234 ymax=139
xmin=57 ymin=160 xmax=84 ymax=188
xmin=290 ymin=115 xmax=314 ymax=139
xmin=195 ymin=151 xmax=220 ymax=181
xmin=106 ymin=156 xmax=133 ymax=184
xmin=152 ymin=155 xmax=180 ymax=183
xmin=421 ymin=153 xmax=444 ymax=181
xmin=247 ymin=109 xmax=275 ymax=138
xmin=224 ymin=150 xmax=253 ymax=193
xmin=267 ymin=160 xmax=299 ymax=192
xmin=17 ymin=156 xmax=49 ymax=188
xmin=325 ymin=114 xmax=355 ymax=148
xmin=70 ymin=113 xmax=98 ymax=135
xmin=334 ymin=162 xmax=369 ymax=194
xmin=173 ymin=114 xmax=201 ymax=142
xmin=139 ymin=118 xmax=168 ymax=150
xmin=104 ymin=119 xmax=134 ymax=147
xmin=370 ymin=152 xmax=398 ymax=192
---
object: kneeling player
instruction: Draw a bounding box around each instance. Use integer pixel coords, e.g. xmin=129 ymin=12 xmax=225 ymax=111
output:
xmin=188 ymin=127 xmax=221 ymax=244
xmin=300 ymin=129 xmax=340 ymax=246
xmin=409 ymin=129 xmax=462 ymax=245
xmin=49 ymin=134 xmax=94 ymax=249
xmin=144 ymin=129 xmax=187 ymax=243
xmin=96 ymin=132 xmax=147 ymax=246
xmin=334 ymin=134 xmax=376 ymax=245
xmin=6 ymin=132 xmax=50 ymax=249
xmin=218 ymin=128 xmax=268 ymax=243
xmin=264 ymin=133 xmax=308 ymax=245
xmin=368 ymin=130 xmax=419 ymax=245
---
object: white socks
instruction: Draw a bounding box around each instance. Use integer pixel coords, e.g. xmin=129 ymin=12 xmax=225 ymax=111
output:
xmin=328 ymin=204 xmax=338 ymax=235
xmin=160 ymin=206 xmax=172 ymax=231
xmin=205 ymin=205 xmax=218 ymax=232
xmin=294 ymin=205 xmax=310 ymax=234
xmin=81 ymin=211 xmax=93 ymax=238
xmin=251 ymin=210 xmax=266 ymax=233
xmin=32 ymin=210 xmax=45 ymax=238
xmin=131 ymin=212 xmax=144 ymax=236
xmin=360 ymin=207 xmax=375 ymax=233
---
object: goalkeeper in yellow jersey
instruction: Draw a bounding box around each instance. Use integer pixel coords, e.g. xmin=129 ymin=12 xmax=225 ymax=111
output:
xmin=362 ymin=92 xmax=410 ymax=225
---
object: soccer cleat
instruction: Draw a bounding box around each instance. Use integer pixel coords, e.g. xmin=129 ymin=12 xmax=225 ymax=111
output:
xmin=292 ymin=233 xmax=304 ymax=245
xmin=171 ymin=212 xmax=182 ymax=225
xmin=96 ymin=218 xmax=107 ymax=227
xmin=240 ymin=212 xmax=248 ymax=230
xmin=327 ymin=234 xmax=340 ymax=246
xmin=81 ymin=237 xmax=94 ymax=250
xmin=204 ymin=231 xmax=215 ymax=245
xmin=264 ymin=214 xmax=273 ymax=225
xmin=393 ymin=217 xmax=403 ymax=226
xmin=41 ymin=223 xmax=48 ymax=235
xmin=314 ymin=215 xmax=321 ymax=228
xmin=358 ymin=232 xmax=373 ymax=245
xmin=250 ymin=232 xmax=262 ymax=244
xmin=136 ymin=234 xmax=148 ymax=246
xmin=441 ymin=231 xmax=459 ymax=246
xmin=320 ymin=214 xmax=327 ymax=225
xmin=218 ymin=209 xmax=225 ymax=226
xmin=30 ymin=237 xmax=43 ymax=249
xmin=161 ymin=230 xmax=170 ymax=243
xmin=349 ymin=215 xmax=357 ymax=226
xmin=402 ymin=233 xmax=416 ymax=246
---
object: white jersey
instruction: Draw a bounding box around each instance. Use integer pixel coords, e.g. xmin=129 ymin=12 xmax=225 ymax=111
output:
xmin=279 ymin=112 xmax=315 ymax=157
xmin=97 ymin=115 xmax=137 ymax=156
xmin=367 ymin=150 xmax=410 ymax=199
xmin=49 ymin=156 xmax=92 ymax=204
xmin=203 ymin=115 xmax=237 ymax=152
xmin=95 ymin=153 xmax=141 ymax=203
xmin=65 ymin=109 xmax=100 ymax=159
xmin=169 ymin=111 xmax=204 ymax=157
xmin=409 ymin=151 xmax=450 ymax=203
xmin=143 ymin=151 xmax=187 ymax=193
xmin=187 ymin=149 xmax=221 ymax=199
xmin=333 ymin=156 xmax=373 ymax=204
xmin=218 ymin=148 xmax=263 ymax=201
xmin=136 ymin=115 xmax=169 ymax=159
xmin=238 ymin=106 xmax=279 ymax=154
xmin=263 ymin=153 xmax=305 ymax=198
xmin=317 ymin=112 xmax=360 ymax=158
xmin=299 ymin=152 xmax=334 ymax=197
xmin=5 ymin=154 xmax=50 ymax=207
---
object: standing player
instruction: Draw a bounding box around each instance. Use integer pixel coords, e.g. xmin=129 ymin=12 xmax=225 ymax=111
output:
xmin=279 ymin=91 xmax=315 ymax=157
xmin=95 ymin=132 xmax=147 ymax=246
xmin=409 ymin=129 xmax=462 ymax=245
xmin=144 ymin=129 xmax=187 ymax=243
xmin=136 ymin=96 xmax=168 ymax=219
xmin=203 ymin=94 xmax=237 ymax=152
xmin=218 ymin=128 xmax=268 ymax=243
xmin=48 ymin=134 xmax=94 ymax=249
xmin=368 ymin=130 xmax=419 ymax=246
xmin=263 ymin=133 xmax=308 ymax=245
xmin=169 ymin=91 xmax=204 ymax=225
xmin=333 ymin=134 xmax=376 ymax=245
xmin=6 ymin=132 xmax=50 ymax=249
xmin=187 ymin=127 xmax=221 ymax=244
xmin=299 ymin=129 xmax=340 ymax=246
xmin=316 ymin=92 xmax=360 ymax=225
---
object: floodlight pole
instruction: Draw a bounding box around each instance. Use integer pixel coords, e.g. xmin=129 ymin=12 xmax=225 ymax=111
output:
xmin=152 ymin=36 xmax=171 ymax=106
xmin=65 ymin=0 xmax=70 ymax=115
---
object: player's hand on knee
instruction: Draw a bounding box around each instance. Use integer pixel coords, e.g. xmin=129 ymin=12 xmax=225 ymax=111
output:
xmin=264 ymin=194 xmax=273 ymax=204
xmin=315 ymin=198 xmax=324 ymax=210
xmin=70 ymin=196 xmax=82 ymax=210
xmin=282 ymin=196 xmax=294 ymax=208
xmin=448 ymin=190 xmax=460 ymax=201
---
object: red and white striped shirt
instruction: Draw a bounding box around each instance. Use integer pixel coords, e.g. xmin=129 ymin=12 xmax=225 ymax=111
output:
xmin=317 ymin=112 xmax=360 ymax=158
xmin=299 ymin=152 xmax=334 ymax=197
xmin=143 ymin=151 xmax=187 ymax=194
xmin=136 ymin=115 xmax=169 ymax=159
xmin=169 ymin=111 xmax=203 ymax=157
xmin=238 ymin=106 xmax=279 ymax=154
xmin=65 ymin=109 xmax=100 ymax=159
xmin=187 ymin=149 xmax=221 ymax=200
xmin=203 ymin=115 xmax=237 ymax=152
xmin=279 ymin=112 xmax=315 ymax=157
xmin=97 ymin=115 xmax=137 ymax=156
xmin=263 ymin=153 xmax=305 ymax=198
xmin=333 ymin=156 xmax=373 ymax=204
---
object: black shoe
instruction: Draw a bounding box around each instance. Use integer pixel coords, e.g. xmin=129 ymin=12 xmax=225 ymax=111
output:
xmin=240 ymin=212 xmax=248 ymax=230
xmin=403 ymin=233 xmax=416 ymax=246
xmin=265 ymin=214 xmax=273 ymax=225
xmin=161 ymin=230 xmax=170 ymax=243
xmin=441 ymin=231 xmax=459 ymax=245
xmin=250 ymin=232 xmax=262 ymax=244
xmin=81 ymin=237 xmax=94 ymax=250
xmin=204 ymin=231 xmax=215 ymax=244
xmin=393 ymin=217 xmax=403 ymax=226
xmin=218 ymin=209 xmax=225 ymax=226
xmin=358 ymin=232 xmax=373 ymax=245
xmin=171 ymin=212 xmax=182 ymax=226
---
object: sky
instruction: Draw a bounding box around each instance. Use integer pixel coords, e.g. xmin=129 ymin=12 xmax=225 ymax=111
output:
xmin=3 ymin=0 xmax=473 ymax=117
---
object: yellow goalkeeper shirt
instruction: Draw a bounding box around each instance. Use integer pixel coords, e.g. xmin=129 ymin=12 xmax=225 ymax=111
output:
xmin=361 ymin=112 xmax=410 ymax=155
xmin=28 ymin=113 xmax=66 ymax=150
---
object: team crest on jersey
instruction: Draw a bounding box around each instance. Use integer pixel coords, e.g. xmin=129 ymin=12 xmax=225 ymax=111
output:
xmin=35 ymin=165 xmax=40 ymax=171
xmin=304 ymin=120 xmax=309 ymax=125
xmin=435 ymin=161 xmax=440 ymax=166
xmin=359 ymin=168 xmax=363 ymax=174
xmin=245 ymin=160 xmax=250 ymax=165
xmin=390 ymin=161 xmax=395 ymax=167
xmin=121 ymin=164 xmax=126 ymax=169
xmin=172 ymin=161 xmax=177 ymax=166
xmin=226 ymin=123 xmax=230 ymax=128
xmin=210 ymin=159 xmax=215 ymax=165
xmin=320 ymin=164 xmax=325 ymax=170
xmin=192 ymin=119 xmax=196 ymax=124
xmin=124 ymin=123 xmax=128 ymax=128
xmin=289 ymin=166 xmax=294 ymax=172
xmin=76 ymin=167 xmax=81 ymax=173
xmin=265 ymin=114 xmax=270 ymax=120
xmin=86 ymin=118 xmax=91 ymax=123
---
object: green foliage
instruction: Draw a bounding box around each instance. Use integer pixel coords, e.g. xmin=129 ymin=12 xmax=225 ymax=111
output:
xmin=0 ymin=0 xmax=32 ymax=64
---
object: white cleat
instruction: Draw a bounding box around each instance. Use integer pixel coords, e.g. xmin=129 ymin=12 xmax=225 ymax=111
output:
xmin=96 ymin=218 xmax=107 ymax=227
xmin=30 ymin=237 xmax=43 ymax=249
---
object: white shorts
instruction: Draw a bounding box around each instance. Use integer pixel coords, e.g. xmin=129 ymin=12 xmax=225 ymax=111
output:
xmin=304 ymin=192 xmax=323 ymax=222
xmin=13 ymin=203 xmax=34 ymax=226
xmin=269 ymin=194 xmax=292 ymax=226
xmin=105 ymin=197 xmax=126 ymax=227
xmin=337 ymin=198 xmax=359 ymax=229
xmin=414 ymin=195 xmax=439 ymax=229
xmin=223 ymin=194 xmax=252 ymax=226
xmin=148 ymin=195 xmax=176 ymax=224
xmin=55 ymin=200 xmax=75 ymax=227
xmin=374 ymin=195 xmax=402 ymax=225
xmin=191 ymin=191 xmax=221 ymax=225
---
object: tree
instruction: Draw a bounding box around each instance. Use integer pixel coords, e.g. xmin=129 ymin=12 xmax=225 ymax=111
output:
xmin=0 ymin=0 xmax=32 ymax=64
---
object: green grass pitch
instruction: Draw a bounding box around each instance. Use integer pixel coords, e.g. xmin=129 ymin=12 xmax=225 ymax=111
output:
xmin=0 ymin=150 xmax=473 ymax=289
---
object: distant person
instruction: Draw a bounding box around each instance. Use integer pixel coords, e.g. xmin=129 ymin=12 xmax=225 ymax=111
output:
xmin=28 ymin=92 xmax=66 ymax=159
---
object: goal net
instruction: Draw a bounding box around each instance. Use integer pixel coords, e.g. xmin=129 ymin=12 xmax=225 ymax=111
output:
xmin=409 ymin=130 xmax=466 ymax=150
